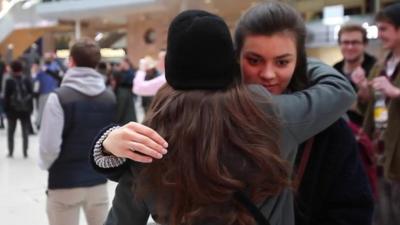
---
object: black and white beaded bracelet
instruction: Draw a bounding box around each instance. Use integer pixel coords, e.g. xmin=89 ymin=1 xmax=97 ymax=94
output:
xmin=93 ymin=126 xmax=126 ymax=168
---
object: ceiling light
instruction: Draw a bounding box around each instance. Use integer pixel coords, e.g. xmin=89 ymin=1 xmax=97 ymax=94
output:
xmin=95 ymin=33 xmax=104 ymax=42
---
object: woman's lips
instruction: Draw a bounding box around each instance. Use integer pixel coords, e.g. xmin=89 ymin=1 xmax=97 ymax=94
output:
xmin=262 ymin=83 xmax=280 ymax=93
xmin=263 ymin=83 xmax=278 ymax=89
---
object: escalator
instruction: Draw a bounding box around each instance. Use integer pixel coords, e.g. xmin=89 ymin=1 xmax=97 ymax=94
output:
xmin=0 ymin=0 xmax=57 ymax=57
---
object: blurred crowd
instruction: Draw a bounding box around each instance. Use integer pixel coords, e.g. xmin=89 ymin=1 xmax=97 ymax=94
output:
xmin=0 ymin=49 xmax=166 ymax=158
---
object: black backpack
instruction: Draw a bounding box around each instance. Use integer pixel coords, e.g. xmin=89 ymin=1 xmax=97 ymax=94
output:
xmin=10 ymin=77 xmax=31 ymax=112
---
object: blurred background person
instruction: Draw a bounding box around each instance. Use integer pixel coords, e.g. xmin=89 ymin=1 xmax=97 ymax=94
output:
xmin=334 ymin=24 xmax=377 ymax=126
xmin=113 ymin=57 xmax=137 ymax=124
xmin=133 ymin=50 xmax=166 ymax=96
xmin=352 ymin=3 xmax=400 ymax=225
xmin=16 ymin=55 xmax=36 ymax=135
xmin=32 ymin=56 xmax=59 ymax=130
xmin=134 ymin=53 xmax=165 ymax=114
xmin=333 ymin=24 xmax=378 ymax=199
xmin=42 ymin=52 xmax=63 ymax=86
xmin=4 ymin=60 xmax=33 ymax=158
xmin=39 ymin=38 xmax=115 ymax=225
xmin=96 ymin=61 xmax=113 ymax=91
xmin=0 ymin=54 xmax=5 ymax=129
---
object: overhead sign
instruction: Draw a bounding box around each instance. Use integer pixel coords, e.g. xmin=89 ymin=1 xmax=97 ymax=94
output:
xmin=57 ymin=48 xmax=126 ymax=58
xmin=323 ymin=5 xmax=347 ymax=25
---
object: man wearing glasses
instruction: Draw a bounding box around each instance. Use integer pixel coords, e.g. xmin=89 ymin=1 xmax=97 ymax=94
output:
xmin=334 ymin=24 xmax=377 ymax=125
xmin=334 ymin=24 xmax=377 ymax=92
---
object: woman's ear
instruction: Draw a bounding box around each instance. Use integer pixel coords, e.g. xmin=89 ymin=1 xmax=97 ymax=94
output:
xmin=68 ymin=56 xmax=76 ymax=68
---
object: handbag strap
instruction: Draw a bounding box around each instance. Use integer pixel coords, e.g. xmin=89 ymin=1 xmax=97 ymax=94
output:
xmin=234 ymin=191 xmax=271 ymax=225
xmin=295 ymin=137 xmax=314 ymax=190
xmin=234 ymin=138 xmax=315 ymax=225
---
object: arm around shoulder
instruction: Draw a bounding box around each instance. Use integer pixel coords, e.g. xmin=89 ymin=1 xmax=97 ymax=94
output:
xmin=273 ymin=58 xmax=356 ymax=143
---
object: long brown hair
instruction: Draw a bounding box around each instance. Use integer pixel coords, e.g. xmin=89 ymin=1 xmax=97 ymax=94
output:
xmin=134 ymin=80 xmax=290 ymax=225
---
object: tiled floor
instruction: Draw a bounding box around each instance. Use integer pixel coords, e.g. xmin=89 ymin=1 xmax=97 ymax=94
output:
xmin=0 ymin=100 xmax=155 ymax=225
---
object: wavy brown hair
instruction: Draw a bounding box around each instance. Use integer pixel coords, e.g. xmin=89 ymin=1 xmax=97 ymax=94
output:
xmin=133 ymin=80 xmax=290 ymax=225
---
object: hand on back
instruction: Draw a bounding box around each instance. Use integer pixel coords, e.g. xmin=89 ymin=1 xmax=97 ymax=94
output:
xmin=102 ymin=122 xmax=168 ymax=163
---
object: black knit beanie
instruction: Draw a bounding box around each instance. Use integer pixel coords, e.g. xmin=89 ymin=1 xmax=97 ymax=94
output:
xmin=165 ymin=10 xmax=238 ymax=90
xmin=379 ymin=3 xmax=400 ymax=27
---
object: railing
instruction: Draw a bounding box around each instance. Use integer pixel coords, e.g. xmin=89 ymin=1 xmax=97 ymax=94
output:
xmin=0 ymin=0 xmax=25 ymax=43
xmin=36 ymin=0 xmax=162 ymax=20
xmin=42 ymin=0 xmax=72 ymax=2
xmin=0 ymin=0 xmax=57 ymax=43
xmin=305 ymin=15 xmax=377 ymax=48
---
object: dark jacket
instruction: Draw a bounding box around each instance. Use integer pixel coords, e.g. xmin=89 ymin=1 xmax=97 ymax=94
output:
xmin=35 ymin=70 xmax=59 ymax=94
xmin=4 ymin=75 xmax=33 ymax=115
xmin=48 ymin=86 xmax=116 ymax=189
xmin=114 ymin=69 xmax=137 ymax=124
xmin=333 ymin=53 xmax=377 ymax=92
xmin=0 ymin=59 xmax=5 ymax=93
xmin=295 ymin=119 xmax=374 ymax=225
xmin=334 ymin=53 xmax=377 ymax=126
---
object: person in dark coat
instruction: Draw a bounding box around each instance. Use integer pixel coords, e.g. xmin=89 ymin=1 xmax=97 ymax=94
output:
xmin=295 ymin=119 xmax=374 ymax=225
xmin=0 ymin=54 xmax=6 ymax=129
xmin=4 ymin=60 xmax=33 ymax=158
xmin=113 ymin=58 xmax=137 ymax=124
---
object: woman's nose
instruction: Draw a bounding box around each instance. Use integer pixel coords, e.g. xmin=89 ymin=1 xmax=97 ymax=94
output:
xmin=260 ymin=66 xmax=276 ymax=80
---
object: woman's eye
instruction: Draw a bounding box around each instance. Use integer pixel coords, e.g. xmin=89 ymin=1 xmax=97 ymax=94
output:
xmin=247 ymin=57 xmax=261 ymax=65
xmin=276 ymin=59 xmax=289 ymax=67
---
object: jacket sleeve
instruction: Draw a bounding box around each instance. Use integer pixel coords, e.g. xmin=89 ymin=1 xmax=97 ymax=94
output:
xmin=320 ymin=121 xmax=373 ymax=225
xmin=133 ymin=70 xmax=166 ymax=96
xmin=104 ymin=170 xmax=150 ymax=225
xmin=251 ymin=58 xmax=356 ymax=145
xmin=38 ymin=93 xmax=64 ymax=170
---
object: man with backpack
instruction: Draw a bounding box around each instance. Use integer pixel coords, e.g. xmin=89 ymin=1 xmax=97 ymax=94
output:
xmin=4 ymin=60 xmax=33 ymax=158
